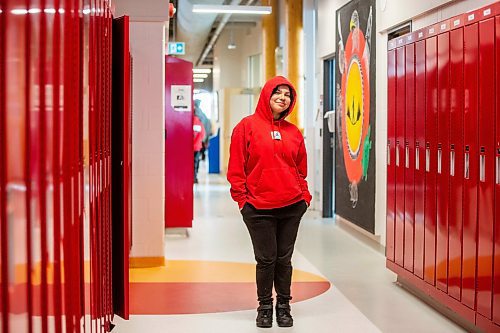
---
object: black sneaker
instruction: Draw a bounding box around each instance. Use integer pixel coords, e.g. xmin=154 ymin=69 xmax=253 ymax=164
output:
xmin=276 ymin=302 xmax=293 ymax=327
xmin=256 ymin=303 xmax=273 ymax=328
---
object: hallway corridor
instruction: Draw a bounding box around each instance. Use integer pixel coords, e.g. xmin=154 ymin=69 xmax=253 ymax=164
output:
xmin=115 ymin=168 xmax=465 ymax=332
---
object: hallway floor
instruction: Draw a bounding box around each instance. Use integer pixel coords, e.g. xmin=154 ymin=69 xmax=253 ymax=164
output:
xmin=115 ymin=168 xmax=465 ymax=332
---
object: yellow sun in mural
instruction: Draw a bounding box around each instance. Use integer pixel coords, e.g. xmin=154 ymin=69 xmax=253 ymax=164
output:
xmin=345 ymin=58 xmax=364 ymax=158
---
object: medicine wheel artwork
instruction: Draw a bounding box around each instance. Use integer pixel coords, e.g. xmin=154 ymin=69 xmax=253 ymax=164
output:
xmin=335 ymin=0 xmax=376 ymax=233
xmin=339 ymin=9 xmax=371 ymax=188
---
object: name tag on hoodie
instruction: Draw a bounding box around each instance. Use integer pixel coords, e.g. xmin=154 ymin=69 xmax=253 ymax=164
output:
xmin=271 ymin=131 xmax=282 ymax=140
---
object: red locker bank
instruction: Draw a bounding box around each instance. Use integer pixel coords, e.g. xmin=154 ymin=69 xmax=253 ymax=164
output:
xmin=164 ymin=56 xmax=194 ymax=228
xmin=387 ymin=2 xmax=500 ymax=332
xmin=0 ymin=1 xmax=131 ymax=332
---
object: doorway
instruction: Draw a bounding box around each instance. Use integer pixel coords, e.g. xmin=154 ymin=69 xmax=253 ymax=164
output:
xmin=322 ymin=57 xmax=336 ymax=217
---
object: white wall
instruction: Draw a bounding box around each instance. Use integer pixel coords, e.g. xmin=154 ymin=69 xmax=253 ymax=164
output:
xmin=213 ymin=22 xmax=263 ymax=91
xmin=129 ymin=22 xmax=166 ymax=260
xmin=114 ymin=0 xmax=168 ymax=263
xmin=315 ymin=0 xmax=491 ymax=245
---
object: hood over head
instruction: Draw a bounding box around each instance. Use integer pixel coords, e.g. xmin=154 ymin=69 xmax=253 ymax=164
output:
xmin=255 ymin=76 xmax=297 ymax=122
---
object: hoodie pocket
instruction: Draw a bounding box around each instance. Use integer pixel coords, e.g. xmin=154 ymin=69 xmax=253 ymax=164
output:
xmin=255 ymin=168 xmax=302 ymax=202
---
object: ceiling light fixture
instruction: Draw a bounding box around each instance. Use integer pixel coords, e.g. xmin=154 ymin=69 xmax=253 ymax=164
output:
xmin=193 ymin=68 xmax=212 ymax=74
xmin=227 ymin=24 xmax=237 ymax=50
xmin=193 ymin=73 xmax=208 ymax=79
xmin=193 ymin=78 xmax=205 ymax=83
xmin=192 ymin=5 xmax=272 ymax=15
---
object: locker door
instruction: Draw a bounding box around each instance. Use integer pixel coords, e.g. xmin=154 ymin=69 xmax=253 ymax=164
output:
xmin=424 ymin=36 xmax=438 ymax=285
xmin=436 ymin=31 xmax=450 ymax=293
xmin=448 ymin=25 xmax=464 ymax=301
xmin=414 ymin=39 xmax=426 ymax=279
xmin=462 ymin=21 xmax=479 ymax=311
xmin=404 ymin=42 xmax=415 ymax=272
xmin=112 ymin=15 xmax=131 ymax=320
xmin=477 ymin=17 xmax=495 ymax=320
xmin=493 ymin=14 xmax=500 ymax=325
xmin=0 ymin=1 xmax=7 ymax=331
xmin=387 ymin=48 xmax=397 ymax=263
xmin=395 ymin=46 xmax=406 ymax=267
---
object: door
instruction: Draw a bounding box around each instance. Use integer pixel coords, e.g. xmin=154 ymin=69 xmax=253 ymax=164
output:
xmin=323 ymin=57 xmax=335 ymax=217
xmin=111 ymin=15 xmax=131 ymax=319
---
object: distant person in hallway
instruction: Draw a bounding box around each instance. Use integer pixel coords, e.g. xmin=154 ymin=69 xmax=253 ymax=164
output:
xmin=194 ymin=99 xmax=212 ymax=160
xmin=227 ymin=76 xmax=312 ymax=328
xmin=193 ymin=112 xmax=205 ymax=184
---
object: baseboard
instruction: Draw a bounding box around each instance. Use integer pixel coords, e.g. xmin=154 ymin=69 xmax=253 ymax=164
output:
xmin=129 ymin=256 xmax=165 ymax=268
xmin=335 ymin=215 xmax=385 ymax=255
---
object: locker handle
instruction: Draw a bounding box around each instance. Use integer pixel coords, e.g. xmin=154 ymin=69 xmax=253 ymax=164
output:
xmin=405 ymin=145 xmax=409 ymax=169
xmin=480 ymin=155 xmax=486 ymax=182
xmin=387 ymin=143 xmax=391 ymax=166
xmin=464 ymin=152 xmax=470 ymax=180
xmin=496 ymin=155 xmax=500 ymax=185
xmin=450 ymin=150 xmax=455 ymax=176
xmin=426 ymin=147 xmax=430 ymax=172
xmin=415 ymin=148 xmax=420 ymax=171
xmin=396 ymin=144 xmax=400 ymax=167
xmin=437 ymin=148 xmax=442 ymax=174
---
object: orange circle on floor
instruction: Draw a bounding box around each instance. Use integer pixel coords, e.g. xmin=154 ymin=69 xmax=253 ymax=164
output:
xmin=130 ymin=260 xmax=331 ymax=314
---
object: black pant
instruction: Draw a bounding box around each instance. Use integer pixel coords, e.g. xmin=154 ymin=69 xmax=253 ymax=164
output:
xmin=194 ymin=151 xmax=201 ymax=180
xmin=241 ymin=200 xmax=307 ymax=304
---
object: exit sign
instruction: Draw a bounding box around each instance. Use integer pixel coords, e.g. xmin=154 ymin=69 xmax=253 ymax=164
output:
xmin=168 ymin=42 xmax=185 ymax=55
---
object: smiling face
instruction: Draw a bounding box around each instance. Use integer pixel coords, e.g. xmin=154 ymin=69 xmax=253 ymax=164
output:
xmin=270 ymin=85 xmax=292 ymax=120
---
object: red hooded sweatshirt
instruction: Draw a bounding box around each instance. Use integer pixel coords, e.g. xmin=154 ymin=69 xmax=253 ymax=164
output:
xmin=227 ymin=76 xmax=312 ymax=210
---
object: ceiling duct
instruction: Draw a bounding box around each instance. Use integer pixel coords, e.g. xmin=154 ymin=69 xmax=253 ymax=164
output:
xmin=175 ymin=0 xmax=225 ymax=64
xmin=174 ymin=0 xmax=258 ymax=66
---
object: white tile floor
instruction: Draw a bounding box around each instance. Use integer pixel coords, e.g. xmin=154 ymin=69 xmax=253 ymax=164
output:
xmin=115 ymin=165 xmax=466 ymax=333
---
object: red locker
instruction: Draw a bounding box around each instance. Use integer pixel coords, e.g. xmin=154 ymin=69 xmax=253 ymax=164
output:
xmin=414 ymin=35 xmax=426 ymax=279
xmin=404 ymin=41 xmax=415 ymax=272
xmin=436 ymin=28 xmax=450 ymax=293
xmin=494 ymin=14 xmax=500 ymax=326
xmin=395 ymin=45 xmax=406 ymax=267
xmin=448 ymin=20 xmax=465 ymax=301
xmin=462 ymin=19 xmax=479 ymax=312
xmin=424 ymin=34 xmax=438 ymax=285
xmin=165 ymin=57 xmax=194 ymax=228
xmin=387 ymin=46 xmax=397 ymax=263
xmin=0 ymin=1 xmax=8 ymax=332
xmin=477 ymin=16 xmax=496 ymax=320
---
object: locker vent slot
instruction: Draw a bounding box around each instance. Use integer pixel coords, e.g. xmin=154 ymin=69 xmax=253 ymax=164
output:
xmin=396 ymin=144 xmax=400 ymax=167
xmin=450 ymin=151 xmax=455 ymax=176
xmin=387 ymin=143 xmax=390 ymax=165
xmin=416 ymin=149 xmax=420 ymax=170
xmin=437 ymin=149 xmax=442 ymax=174
xmin=426 ymin=148 xmax=430 ymax=172
xmin=405 ymin=145 xmax=410 ymax=169
xmin=496 ymin=155 xmax=499 ymax=185
xmin=465 ymin=152 xmax=470 ymax=179
xmin=480 ymin=155 xmax=486 ymax=182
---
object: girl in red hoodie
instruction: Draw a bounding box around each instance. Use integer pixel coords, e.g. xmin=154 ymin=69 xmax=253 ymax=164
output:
xmin=227 ymin=76 xmax=312 ymax=328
